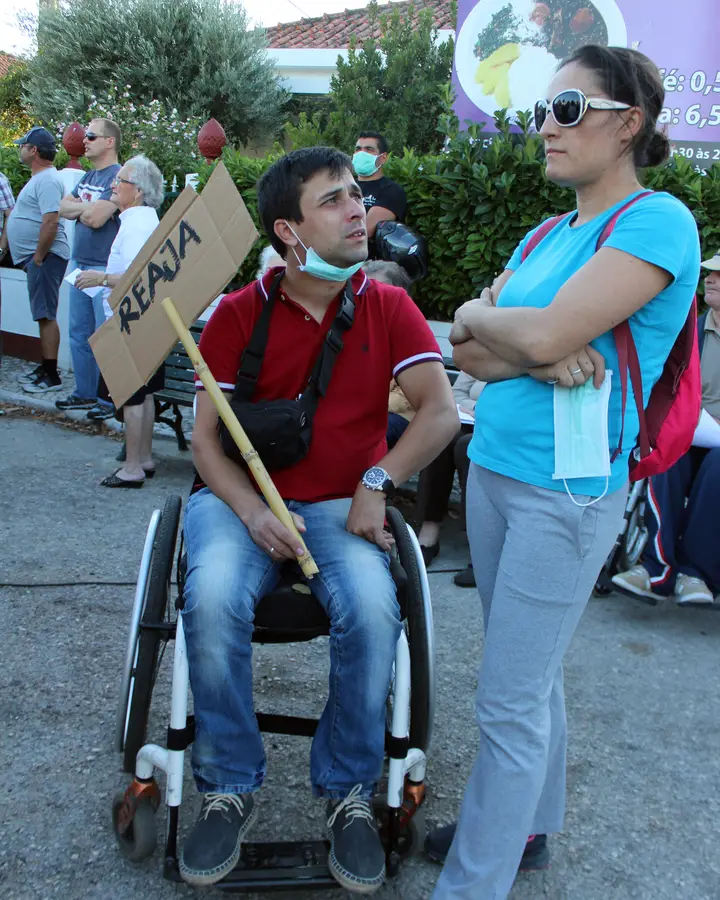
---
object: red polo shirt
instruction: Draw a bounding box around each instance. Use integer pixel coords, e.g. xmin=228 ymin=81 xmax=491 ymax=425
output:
xmin=196 ymin=267 xmax=443 ymax=503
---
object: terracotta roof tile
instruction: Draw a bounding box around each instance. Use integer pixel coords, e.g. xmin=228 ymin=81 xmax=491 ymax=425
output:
xmin=266 ymin=0 xmax=453 ymax=49
xmin=0 ymin=52 xmax=19 ymax=79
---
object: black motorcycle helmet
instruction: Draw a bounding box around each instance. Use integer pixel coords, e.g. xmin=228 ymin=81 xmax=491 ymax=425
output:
xmin=374 ymin=221 xmax=429 ymax=283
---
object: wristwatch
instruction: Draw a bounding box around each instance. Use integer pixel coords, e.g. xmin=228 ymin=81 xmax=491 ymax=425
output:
xmin=361 ymin=466 xmax=396 ymax=498
xmin=102 ymin=274 xmax=109 ymax=287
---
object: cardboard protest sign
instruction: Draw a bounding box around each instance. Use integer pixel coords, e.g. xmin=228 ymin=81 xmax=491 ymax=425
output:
xmin=89 ymin=161 xmax=258 ymax=407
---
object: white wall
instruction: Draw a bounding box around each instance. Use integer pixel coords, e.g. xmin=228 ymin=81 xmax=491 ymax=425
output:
xmin=0 ymin=268 xmax=73 ymax=371
xmin=269 ymin=48 xmax=349 ymax=94
xmin=271 ymin=31 xmax=455 ymax=94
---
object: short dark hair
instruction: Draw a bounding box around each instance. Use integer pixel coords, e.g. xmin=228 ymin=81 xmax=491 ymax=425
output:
xmin=36 ymin=146 xmax=56 ymax=162
xmin=357 ymin=131 xmax=388 ymax=155
xmin=257 ymin=146 xmax=354 ymax=257
xmin=560 ymin=45 xmax=668 ymax=168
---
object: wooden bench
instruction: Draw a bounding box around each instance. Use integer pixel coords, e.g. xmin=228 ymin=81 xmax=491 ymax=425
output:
xmin=153 ymin=323 xmax=204 ymax=451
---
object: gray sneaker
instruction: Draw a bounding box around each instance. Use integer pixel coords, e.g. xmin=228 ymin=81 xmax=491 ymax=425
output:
xmin=179 ymin=793 xmax=257 ymax=887
xmin=22 ymin=373 xmax=63 ymax=394
xmin=18 ymin=364 xmax=44 ymax=385
xmin=327 ymin=785 xmax=385 ymax=894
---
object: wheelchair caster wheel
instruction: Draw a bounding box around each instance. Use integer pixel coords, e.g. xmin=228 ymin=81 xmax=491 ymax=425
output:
xmin=373 ymin=794 xmax=426 ymax=859
xmin=387 ymin=851 xmax=401 ymax=878
xmin=112 ymin=789 xmax=157 ymax=862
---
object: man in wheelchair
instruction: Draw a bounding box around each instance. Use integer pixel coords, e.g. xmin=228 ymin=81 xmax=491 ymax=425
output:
xmin=179 ymin=147 xmax=459 ymax=890
xmin=613 ymin=251 xmax=720 ymax=606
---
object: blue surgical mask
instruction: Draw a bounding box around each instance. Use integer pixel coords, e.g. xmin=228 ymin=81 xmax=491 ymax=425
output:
xmin=285 ymin=224 xmax=365 ymax=282
xmin=552 ymin=372 xmax=613 ymax=507
xmin=353 ymin=151 xmax=380 ymax=177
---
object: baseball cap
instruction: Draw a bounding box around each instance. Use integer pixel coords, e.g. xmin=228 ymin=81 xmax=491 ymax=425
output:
xmin=14 ymin=126 xmax=57 ymax=152
xmin=701 ymin=251 xmax=720 ymax=272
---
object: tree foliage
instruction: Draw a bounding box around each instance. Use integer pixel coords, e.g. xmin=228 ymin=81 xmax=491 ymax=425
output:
xmin=24 ymin=0 xmax=287 ymax=145
xmin=0 ymin=61 xmax=33 ymax=145
xmin=284 ymin=2 xmax=454 ymax=156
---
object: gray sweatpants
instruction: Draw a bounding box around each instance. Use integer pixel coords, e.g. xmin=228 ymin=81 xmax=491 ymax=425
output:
xmin=432 ymin=464 xmax=627 ymax=900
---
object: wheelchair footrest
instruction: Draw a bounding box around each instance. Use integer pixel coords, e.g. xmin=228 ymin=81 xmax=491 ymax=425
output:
xmin=215 ymin=840 xmax=338 ymax=892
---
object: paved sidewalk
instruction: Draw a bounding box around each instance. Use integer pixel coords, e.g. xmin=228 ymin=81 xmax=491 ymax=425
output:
xmin=1 ymin=415 xmax=719 ymax=900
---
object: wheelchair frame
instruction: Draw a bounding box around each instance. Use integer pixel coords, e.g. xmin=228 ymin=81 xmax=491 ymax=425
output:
xmin=595 ymin=479 xmax=649 ymax=595
xmin=112 ymin=496 xmax=436 ymax=891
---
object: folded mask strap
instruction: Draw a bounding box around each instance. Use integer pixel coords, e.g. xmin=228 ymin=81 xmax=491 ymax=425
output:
xmin=563 ymin=476 xmax=609 ymax=508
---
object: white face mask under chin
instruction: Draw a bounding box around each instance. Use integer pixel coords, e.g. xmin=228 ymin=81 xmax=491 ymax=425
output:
xmin=552 ymin=372 xmax=613 ymax=508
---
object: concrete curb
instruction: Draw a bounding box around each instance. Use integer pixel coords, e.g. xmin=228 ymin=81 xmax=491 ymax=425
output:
xmin=0 ymin=387 xmax=189 ymax=449
xmin=0 ymin=387 xmax=124 ymax=433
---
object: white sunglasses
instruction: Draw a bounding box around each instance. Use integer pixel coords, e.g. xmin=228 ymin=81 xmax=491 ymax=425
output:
xmin=534 ymin=89 xmax=631 ymax=130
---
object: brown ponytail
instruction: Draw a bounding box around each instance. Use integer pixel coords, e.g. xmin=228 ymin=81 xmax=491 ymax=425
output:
xmin=560 ymin=45 xmax=669 ymax=168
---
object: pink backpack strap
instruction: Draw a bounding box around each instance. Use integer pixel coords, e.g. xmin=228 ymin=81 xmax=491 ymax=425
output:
xmin=521 ymin=213 xmax=572 ymax=261
xmin=596 ymin=191 xmax=653 ymax=461
xmin=612 ymin=320 xmax=650 ymax=462
xmin=597 ymin=190 xmax=653 ymax=247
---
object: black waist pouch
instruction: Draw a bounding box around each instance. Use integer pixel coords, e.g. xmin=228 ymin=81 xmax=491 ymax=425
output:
xmin=221 ymin=397 xmax=313 ymax=471
xmin=219 ymin=274 xmax=354 ymax=472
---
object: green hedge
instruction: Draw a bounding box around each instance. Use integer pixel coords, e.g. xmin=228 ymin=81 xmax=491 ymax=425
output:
xmin=196 ymin=113 xmax=720 ymax=316
xmin=0 ymin=146 xmax=87 ymax=198
xmin=5 ymin=114 xmax=719 ymax=316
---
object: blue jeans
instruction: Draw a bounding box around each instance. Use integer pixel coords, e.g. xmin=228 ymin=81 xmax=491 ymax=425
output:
xmin=68 ymin=261 xmax=110 ymax=402
xmin=182 ymin=489 xmax=402 ymax=797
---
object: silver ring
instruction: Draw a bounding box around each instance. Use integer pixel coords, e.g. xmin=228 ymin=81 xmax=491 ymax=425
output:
xmin=546 ymin=379 xmax=559 ymax=385
xmin=570 ymin=368 xmax=583 ymax=375
xmin=269 ymin=546 xmax=275 ymax=554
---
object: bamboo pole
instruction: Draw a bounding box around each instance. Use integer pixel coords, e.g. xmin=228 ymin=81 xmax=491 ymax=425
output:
xmin=161 ymin=297 xmax=318 ymax=578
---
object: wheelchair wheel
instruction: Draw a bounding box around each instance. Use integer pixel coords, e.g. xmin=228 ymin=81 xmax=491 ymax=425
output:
xmin=119 ymin=495 xmax=181 ymax=774
xmin=619 ymin=482 xmax=649 ymax=572
xmin=599 ymin=480 xmax=649 ymax=588
xmin=386 ymin=505 xmax=434 ymax=752
xmin=112 ymin=790 xmax=157 ymax=862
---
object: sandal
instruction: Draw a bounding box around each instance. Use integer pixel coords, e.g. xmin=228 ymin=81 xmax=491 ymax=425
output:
xmin=101 ymin=469 xmax=145 ymax=489
xmin=420 ymin=542 xmax=440 ymax=566
xmin=142 ymin=467 xmax=156 ymax=479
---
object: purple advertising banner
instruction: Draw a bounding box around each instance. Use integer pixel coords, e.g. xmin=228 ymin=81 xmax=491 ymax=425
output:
xmin=452 ymin=0 xmax=720 ymax=170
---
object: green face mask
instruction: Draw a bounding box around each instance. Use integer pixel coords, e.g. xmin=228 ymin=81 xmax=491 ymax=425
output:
xmin=552 ymin=372 xmax=613 ymax=507
xmin=285 ymin=223 xmax=365 ymax=283
xmin=353 ymin=151 xmax=380 ymax=177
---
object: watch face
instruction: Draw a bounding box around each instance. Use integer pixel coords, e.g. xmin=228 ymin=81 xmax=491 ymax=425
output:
xmin=364 ymin=467 xmax=386 ymax=490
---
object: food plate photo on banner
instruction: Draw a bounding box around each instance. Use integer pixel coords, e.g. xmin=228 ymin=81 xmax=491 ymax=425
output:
xmin=452 ymin=0 xmax=720 ymax=170
xmin=455 ymin=0 xmax=627 ymax=119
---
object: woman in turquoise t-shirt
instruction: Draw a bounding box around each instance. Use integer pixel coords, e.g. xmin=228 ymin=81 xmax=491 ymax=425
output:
xmin=428 ymin=46 xmax=700 ymax=899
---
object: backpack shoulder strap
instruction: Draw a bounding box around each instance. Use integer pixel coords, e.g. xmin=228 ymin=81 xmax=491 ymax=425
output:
xmin=521 ymin=213 xmax=572 ymax=262
xmin=597 ymin=190 xmax=654 ymax=249
xmin=232 ymin=271 xmax=284 ymax=401
xmin=303 ymin=280 xmax=356 ymax=408
xmin=601 ymin=191 xmax=654 ymax=459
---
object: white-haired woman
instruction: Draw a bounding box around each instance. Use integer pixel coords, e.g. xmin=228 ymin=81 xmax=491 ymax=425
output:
xmin=255 ymin=244 xmax=286 ymax=279
xmin=76 ymin=154 xmax=165 ymax=487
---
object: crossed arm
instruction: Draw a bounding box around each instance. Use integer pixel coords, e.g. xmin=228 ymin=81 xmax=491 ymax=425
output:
xmin=60 ymin=194 xmax=118 ymax=228
xmin=452 ymin=248 xmax=672 ymax=388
